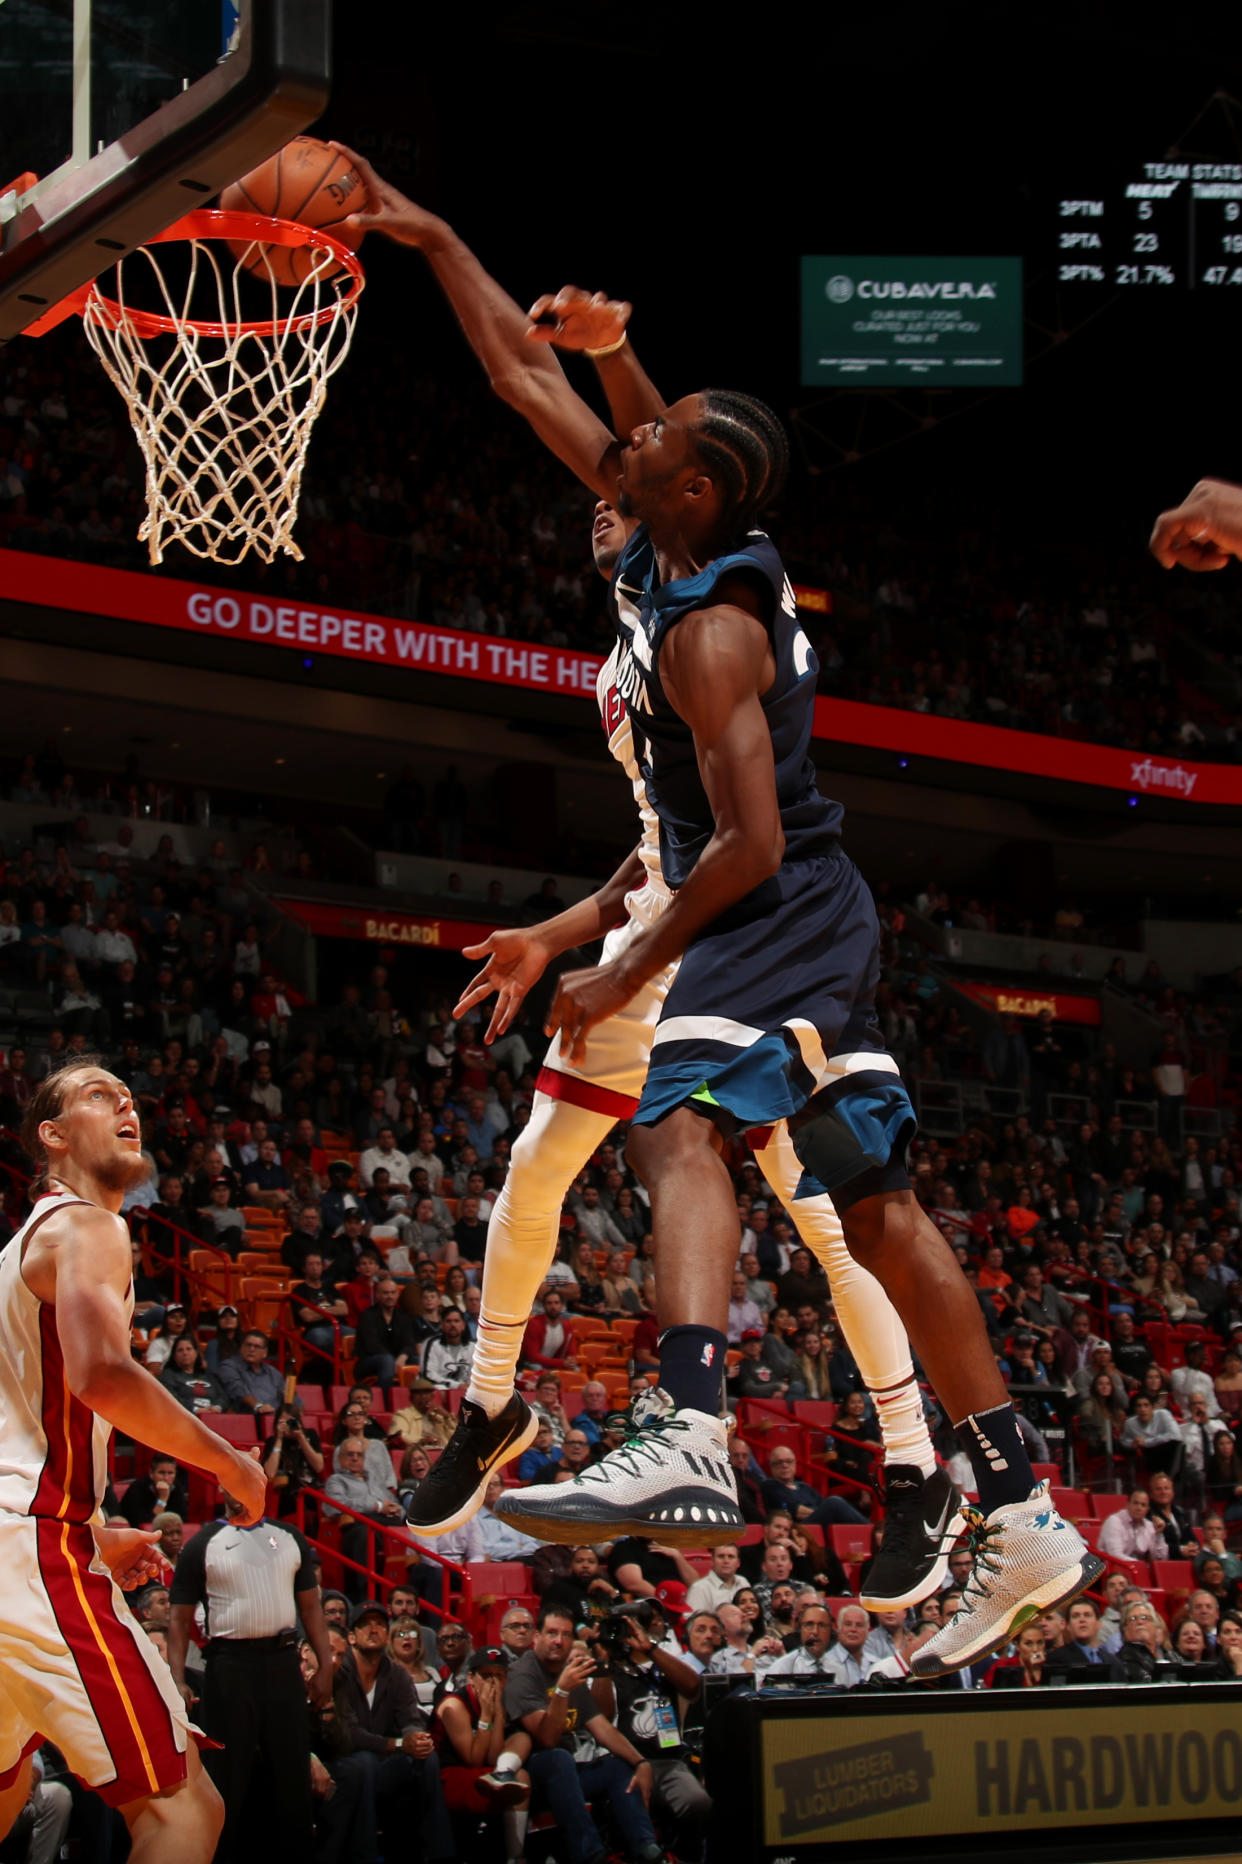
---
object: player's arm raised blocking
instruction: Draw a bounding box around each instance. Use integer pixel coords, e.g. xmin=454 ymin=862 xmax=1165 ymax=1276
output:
xmin=333 ymin=144 xmax=623 ymax=499
xmin=527 ymin=282 xmax=667 ymax=437
xmin=454 ymin=844 xmax=648 ymax=1044
xmin=27 ymin=1204 xmax=267 ymax=1522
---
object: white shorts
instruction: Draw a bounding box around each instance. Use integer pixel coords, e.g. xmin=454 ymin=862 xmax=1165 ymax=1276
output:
xmin=0 ymin=1514 xmax=192 ymax=1806
xmin=536 ymin=883 xmax=678 ymax=1116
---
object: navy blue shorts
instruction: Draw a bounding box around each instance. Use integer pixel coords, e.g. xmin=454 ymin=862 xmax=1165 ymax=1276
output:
xmin=633 ymin=845 xmax=916 ymax=1193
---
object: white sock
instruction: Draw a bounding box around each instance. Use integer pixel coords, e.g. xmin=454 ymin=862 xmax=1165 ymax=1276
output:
xmin=495 ymin=1749 xmax=523 ymax=1774
xmin=503 ymin=1806 xmax=529 ymax=1860
xmin=757 ymin=1124 xmax=937 ymax=1477
xmin=465 ymin=1092 xmax=615 ymax=1419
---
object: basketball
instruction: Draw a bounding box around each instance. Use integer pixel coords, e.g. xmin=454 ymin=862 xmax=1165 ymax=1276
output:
xmin=219 ymin=133 xmax=367 ymax=288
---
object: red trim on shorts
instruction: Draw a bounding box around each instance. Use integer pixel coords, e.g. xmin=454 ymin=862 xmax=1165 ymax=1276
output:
xmin=747 ymin=1125 xmax=776 ymax=1150
xmin=35 ymin=1519 xmax=188 ymax=1805
xmin=536 ymin=1066 xmax=639 ymax=1121
xmin=31 ymin=1305 xmax=94 ymax=1522
xmin=0 ymin=1733 xmax=42 ymax=1794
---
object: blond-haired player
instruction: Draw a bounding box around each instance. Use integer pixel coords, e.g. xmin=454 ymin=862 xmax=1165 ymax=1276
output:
xmin=0 ymin=1057 xmax=273 ymax=1861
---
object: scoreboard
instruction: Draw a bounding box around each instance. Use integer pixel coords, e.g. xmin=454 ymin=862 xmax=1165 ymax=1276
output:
xmin=1058 ymin=161 xmax=1242 ymax=287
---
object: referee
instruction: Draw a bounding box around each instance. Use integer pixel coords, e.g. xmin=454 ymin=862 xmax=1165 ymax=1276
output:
xmin=169 ymin=1487 xmax=334 ymax=1863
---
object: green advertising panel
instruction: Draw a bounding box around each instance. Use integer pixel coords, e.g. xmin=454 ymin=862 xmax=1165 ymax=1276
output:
xmin=801 ymin=256 xmax=1024 ymax=385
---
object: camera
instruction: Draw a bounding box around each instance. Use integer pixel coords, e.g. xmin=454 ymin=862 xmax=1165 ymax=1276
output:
xmin=597 ymin=1599 xmax=658 ymax=1652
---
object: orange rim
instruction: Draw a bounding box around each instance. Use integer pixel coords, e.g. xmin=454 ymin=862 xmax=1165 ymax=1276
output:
xmin=85 ymin=208 xmax=364 ymax=339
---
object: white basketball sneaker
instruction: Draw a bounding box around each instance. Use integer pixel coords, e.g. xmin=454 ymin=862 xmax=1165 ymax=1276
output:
xmin=911 ymin=1481 xmax=1104 ymax=1678
xmin=491 ymin=1387 xmax=745 ymax=1545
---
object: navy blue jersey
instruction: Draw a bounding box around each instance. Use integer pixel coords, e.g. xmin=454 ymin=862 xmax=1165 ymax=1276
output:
xmin=610 ymin=524 xmax=842 ymax=890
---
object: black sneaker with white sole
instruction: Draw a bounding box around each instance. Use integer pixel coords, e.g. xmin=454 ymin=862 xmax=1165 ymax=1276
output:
xmin=491 ymin=1388 xmax=745 ymax=1546
xmin=858 ymin=1465 xmax=965 ymax=1612
xmin=403 ymin=1392 xmax=536 ymax=1535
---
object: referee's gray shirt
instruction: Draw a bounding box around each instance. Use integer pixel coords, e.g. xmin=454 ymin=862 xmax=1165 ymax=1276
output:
xmin=169 ymin=1519 xmax=317 ymax=1640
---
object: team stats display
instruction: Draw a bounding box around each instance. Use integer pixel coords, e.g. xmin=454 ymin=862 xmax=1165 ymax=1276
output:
xmin=1058 ymin=160 xmax=1242 ymax=287
xmin=801 ymin=256 xmax=1023 ymax=387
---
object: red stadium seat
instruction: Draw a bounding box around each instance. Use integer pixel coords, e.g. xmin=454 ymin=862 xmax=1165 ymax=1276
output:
xmin=202 ymin=1415 xmax=258 ymax=1447
xmin=830 ymin=1523 xmax=874 ymax=1565
xmin=1090 ymin=1492 xmax=1129 ymax=1519
xmin=1049 ymin=1487 xmax=1091 ymax=1522
xmin=1152 ymin=1559 xmax=1195 ymax=1591
xmin=1102 ymin=1556 xmax=1150 ymax=1587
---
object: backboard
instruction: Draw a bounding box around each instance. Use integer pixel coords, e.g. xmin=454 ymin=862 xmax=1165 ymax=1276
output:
xmin=0 ymin=0 xmax=332 ymax=341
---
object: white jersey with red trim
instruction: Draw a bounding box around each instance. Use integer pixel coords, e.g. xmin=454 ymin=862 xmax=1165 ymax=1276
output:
xmin=0 ymin=1192 xmax=122 ymax=1522
xmin=597 ymin=606 xmax=668 ymax=906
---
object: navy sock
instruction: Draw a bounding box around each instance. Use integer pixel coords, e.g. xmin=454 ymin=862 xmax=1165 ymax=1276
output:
xmin=657 ymin=1325 xmax=728 ymax=1417
xmin=956 ymin=1403 xmax=1034 ymax=1514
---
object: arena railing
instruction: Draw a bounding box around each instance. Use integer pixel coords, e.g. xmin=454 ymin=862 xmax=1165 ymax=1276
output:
xmin=294 ymin=1484 xmax=466 ymax=1625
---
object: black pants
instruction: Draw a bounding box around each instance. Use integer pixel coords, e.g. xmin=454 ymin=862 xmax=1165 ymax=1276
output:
xmin=201 ymin=1640 xmax=313 ymax=1863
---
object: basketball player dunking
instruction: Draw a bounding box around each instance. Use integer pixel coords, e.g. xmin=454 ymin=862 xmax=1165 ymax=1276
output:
xmin=0 ymin=1058 xmax=267 ymax=1859
xmin=341 ymin=152 xmax=1101 ymax=1675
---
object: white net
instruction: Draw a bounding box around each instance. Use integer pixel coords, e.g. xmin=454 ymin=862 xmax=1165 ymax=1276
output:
xmin=81 ymin=224 xmax=362 ymax=566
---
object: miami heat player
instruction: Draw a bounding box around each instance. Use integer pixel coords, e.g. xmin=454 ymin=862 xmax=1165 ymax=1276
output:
xmin=0 ymin=1057 xmax=265 ymax=1860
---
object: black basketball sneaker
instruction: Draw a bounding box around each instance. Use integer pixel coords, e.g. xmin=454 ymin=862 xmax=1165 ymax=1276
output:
xmin=403 ymin=1392 xmax=536 ymax=1535
xmin=858 ymin=1465 xmax=966 ymax=1612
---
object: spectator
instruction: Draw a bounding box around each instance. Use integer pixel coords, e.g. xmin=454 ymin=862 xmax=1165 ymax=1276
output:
xmin=1097 ymin=1490 xmax=1164 ymax=1562
xmin=159 ymin=1335 xmax=229 ymax=1415
xmin=324 ymin=1441 xmax=406 ymax=1602
xmin=261 ymin=1401 xmax=326 ymax=1516
xmin=516 ymin=1420 xmax=561 ymax=1484
xmin=521 ymin=1287 xmax=579 ymax=1372
xmin=218 ymin=1329 xmax=284 ymax=1417
xmin=421 ymin=1304 xmax=475 ymax=1389
xmin=354 ymin=1275 xmax=421 ymax=1388
xmin=476 ymin=1473 xmax=543 ymax=1560
xmin=244 ymin=1134 xmax=292 ymax=1212
xmin=434 ymin=1643 xmax=532 ymax=1842
xmin=120 ymin=1452 xmax=189 ymax=1527
xmin=1119 ymin=1393 xmax=1183 ymax=1478
xmin=387 ymin=1376 xmax=455 ymax=1451
xmin=592 ymin=1605 xmax=711 ymax=1857
xmin=763 ymin=1602 xmax=849 ymax=1681
xmin=503 ymin=1601 xmax=660 ymax=1864
xmin=762 ymin=1444 xmax=867 ymax=1529
xmin=686 ymin=1543 xmax=749 ymax=1614
xmin=990 ymin=1624 xmax=1050 ymax=1689
xmin=336 ymin=1601 xmax=455 ymax=1862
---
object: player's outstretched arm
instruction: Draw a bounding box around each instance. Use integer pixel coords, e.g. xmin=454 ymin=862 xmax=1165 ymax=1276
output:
xmin=546 ymin=606 xmax=782 ymax=1062
xmin=31 ymin=1206 xmax=267 ymax=1522
xmin=454 ymin=846 xmax=647 ymax=1043
xmin=331 ymin=143 xmax=622 ymax=501
xmin=1151 ymin=477 xmax=1242 ymax=569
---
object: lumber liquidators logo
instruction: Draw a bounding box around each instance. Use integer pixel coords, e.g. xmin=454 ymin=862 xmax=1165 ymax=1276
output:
xmin=772 ymin=1731 xmax=934 ymax=1835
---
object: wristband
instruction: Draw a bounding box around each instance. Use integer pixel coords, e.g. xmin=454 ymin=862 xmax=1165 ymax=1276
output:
xmin=478 ymin=1720 xmax=491 ymax=1731
xmin=553 ymin=1686 xmax=569 ymax=1698
xmin=586 ymin=332 xmax=628 ymax=359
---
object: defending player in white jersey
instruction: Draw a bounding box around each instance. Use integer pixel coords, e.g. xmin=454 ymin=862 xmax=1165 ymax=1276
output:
xmin=0 ymin=1058 xmax=280 ymax=1860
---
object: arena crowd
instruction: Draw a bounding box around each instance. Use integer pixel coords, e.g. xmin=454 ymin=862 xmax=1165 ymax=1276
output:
xmin=0 ymin=755 xmax=1240 ymax=1863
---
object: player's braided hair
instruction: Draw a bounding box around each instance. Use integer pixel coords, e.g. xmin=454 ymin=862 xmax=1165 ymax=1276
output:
xmin=20 ymin=1053 xmax=108 ymax=1193
xmin=690 ymin=389 xmax=789 ymax=539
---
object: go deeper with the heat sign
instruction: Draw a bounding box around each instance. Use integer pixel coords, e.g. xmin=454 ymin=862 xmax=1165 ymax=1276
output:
xmin=801 ymin=256 xmax=1024 ymax=386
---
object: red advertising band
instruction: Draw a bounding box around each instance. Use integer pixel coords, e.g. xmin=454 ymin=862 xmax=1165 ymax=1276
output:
xmin=273 ymin=900 xmax=486 ymax=951
xmin=957 ymin=982 xmax=1102 ymax=1026
xmin=1 ymin=548 xmax=1234 ymax=805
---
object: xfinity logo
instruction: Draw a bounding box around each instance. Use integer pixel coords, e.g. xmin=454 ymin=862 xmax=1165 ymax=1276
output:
xmin=1130 ymin=758 xmax=1198 ymax=797
xmin=826 ymin=276 xmax=999 ymax=302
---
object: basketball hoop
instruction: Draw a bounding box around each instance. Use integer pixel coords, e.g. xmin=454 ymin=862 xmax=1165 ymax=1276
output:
xmin=75 ymin=209 xmax=364 ymax=566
